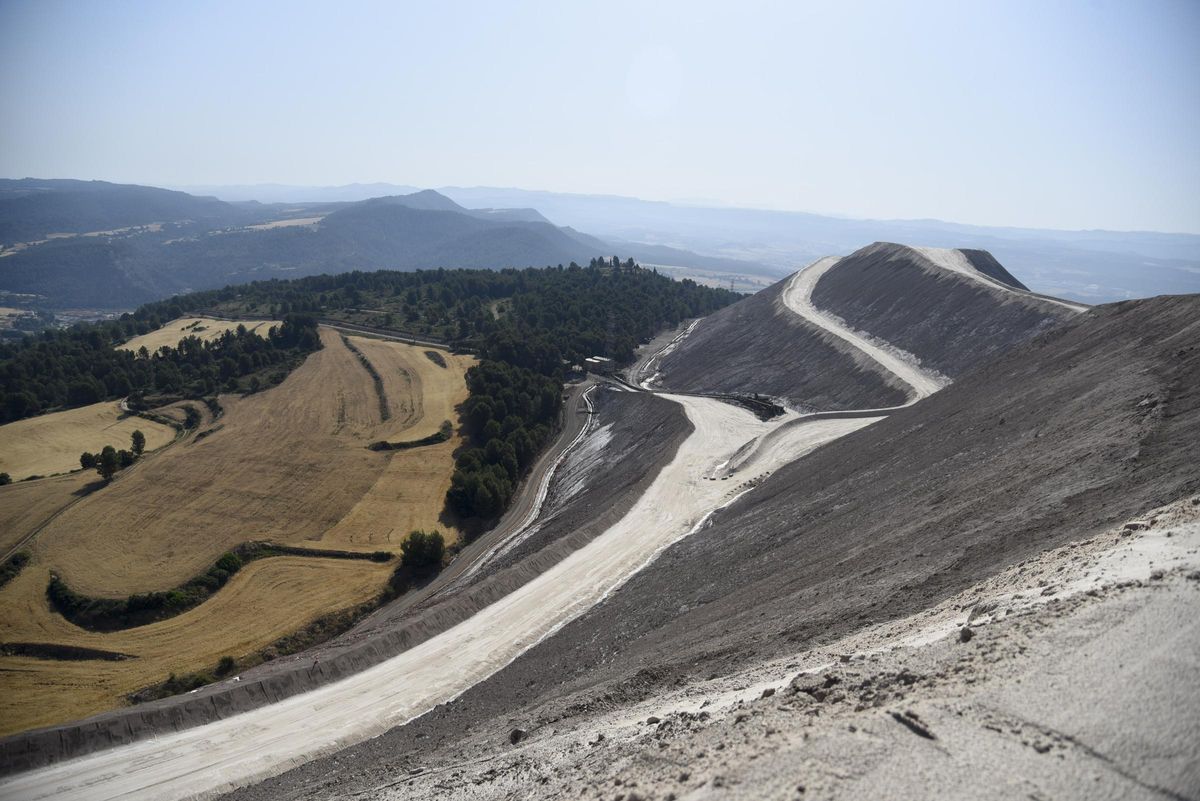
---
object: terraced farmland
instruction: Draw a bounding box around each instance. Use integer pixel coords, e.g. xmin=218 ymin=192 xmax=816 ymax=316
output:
xmin=0 ymin=324 xmax=474 ymax=734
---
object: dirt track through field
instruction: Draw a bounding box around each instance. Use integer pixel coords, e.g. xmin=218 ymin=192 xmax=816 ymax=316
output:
xmin=0 ymin=394 xmax=877 ymax=801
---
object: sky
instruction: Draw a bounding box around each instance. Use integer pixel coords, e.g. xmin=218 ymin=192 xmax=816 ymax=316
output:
xmin=1 ymin=0 xmax=1198 ymax=233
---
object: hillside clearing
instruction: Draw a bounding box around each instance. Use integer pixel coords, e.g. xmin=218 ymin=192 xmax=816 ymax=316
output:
xmin=116 ymin=316 xmax=275 ymax=352
xmin=29 ymin=329 xmax=470 ymax=596
xmin=0 ymin=401 xmax=175 ymax=481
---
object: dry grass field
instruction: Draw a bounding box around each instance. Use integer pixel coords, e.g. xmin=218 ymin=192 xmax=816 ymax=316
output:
xmin=0 ymin=557 xmax=390 ymax=736
xmin=0 ymin=325 xmax=474 ymax=733
xmin=321 ymin=337 xmax=474 ymax=547
xmin=0 ymin=473 xmax=93 ymax=556
xmin=242 ymin=216 xmax=324 ymax=231
xmin=0 ymin=401 xmax=175 ymax=481
xmin=117 ymin=316 xmax=275 ymax=352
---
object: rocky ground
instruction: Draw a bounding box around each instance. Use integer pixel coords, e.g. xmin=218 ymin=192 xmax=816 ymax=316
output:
xmin=352 ymin=497 xmax=1200 ymax=801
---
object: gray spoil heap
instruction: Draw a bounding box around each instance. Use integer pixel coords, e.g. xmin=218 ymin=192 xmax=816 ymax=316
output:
xmin=657 ymin=243 xmax=1078 ymax=406
xmin=223 ymin=293 xmax=1199 ymax=801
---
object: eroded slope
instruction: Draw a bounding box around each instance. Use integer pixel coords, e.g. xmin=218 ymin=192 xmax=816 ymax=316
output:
xmin=810 ymin=242 xmax=1079 ymax=377
xmin=653 ymin=280 xmax=908 ymax=409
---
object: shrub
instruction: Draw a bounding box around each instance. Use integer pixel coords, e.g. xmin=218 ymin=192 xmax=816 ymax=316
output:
xmin=400 ymin=530 xmax=445 ymax=572
xmin=215 ymin=552 xmax=242 ymax=574
xmin=216 ymin=655 xmax=236 ymax=676
xmin=0 ymin=550 xmax=30 ymax=588
xmin=0 ymin=472 xmax=10 ymax=486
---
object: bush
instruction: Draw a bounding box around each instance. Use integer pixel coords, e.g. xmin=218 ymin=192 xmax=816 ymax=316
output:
xmin=215 ymin=552 xmax=242 ymax=574
xmin=216 ymin=655 xmax=236 ymax=676
xmin=0 ymin=550 xmax=30 ymax=588
xmin=79 ymin=452 xmax=97 ymax=470
xmin=400 ymin=530 xmax=445 ymax=572
xmin=0 ymin=472 xmax=10 ymax=486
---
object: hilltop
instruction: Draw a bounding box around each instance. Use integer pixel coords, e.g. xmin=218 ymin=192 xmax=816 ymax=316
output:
xmin=652 ymin=243 xmax=1079 ymax=407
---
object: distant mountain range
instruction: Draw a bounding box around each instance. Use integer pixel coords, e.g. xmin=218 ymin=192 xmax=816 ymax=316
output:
xmin=0 ymin=180 xmax=766 ymax=309
xmin=176 ymin=182 xmax=1200 ymax=303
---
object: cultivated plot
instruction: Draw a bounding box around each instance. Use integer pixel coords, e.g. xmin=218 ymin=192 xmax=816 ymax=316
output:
xmin=116 ymin=316 xmax=275 ymax=352
xmin=0 ymin=324 xmax=474 ymax=734
xmin=0 ymin=401 xmax=175 ymax=481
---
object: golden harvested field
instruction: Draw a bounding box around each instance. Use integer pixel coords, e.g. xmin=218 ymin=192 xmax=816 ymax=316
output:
xmin=0 ymin=473 xmax=93 ymax=555
xmin=117 ymin=316 xmax=275 ymax=352
xmin=0 ymin=557 xmax=390 ymax=736
xmin=0 ymin=325 xmax=474 ymax=733
xmin=320 ymin=336 xmax=474 ymax=546
xmin=0 ymin=401 xmax=175 ymax=481
xmin=242 ymin=216 xmax=324 ymax=230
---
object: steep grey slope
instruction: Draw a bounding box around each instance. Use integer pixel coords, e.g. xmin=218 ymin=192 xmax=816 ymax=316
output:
xmin=960 ymin=247 xmax=1028 ymax=289
xmin=810 ymin=242 xmax=1079 ymax=377
xmin=226 ymin=293 xmax=1200 ymax=801
xmin=653 ymin=279 xmax=909 ymax=410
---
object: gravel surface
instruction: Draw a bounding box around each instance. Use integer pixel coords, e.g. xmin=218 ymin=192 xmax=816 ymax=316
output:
xmin=811 ymin=243 xmax=1079 ymax=378
xmin=653 ymin=278 xmax=908 ymax=410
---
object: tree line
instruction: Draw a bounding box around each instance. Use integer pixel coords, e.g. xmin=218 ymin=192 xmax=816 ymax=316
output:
xmin=0 ymin=314 xmax=321 ymax=423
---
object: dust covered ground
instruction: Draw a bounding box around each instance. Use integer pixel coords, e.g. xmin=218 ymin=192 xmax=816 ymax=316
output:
xmin=237 ymin=499 xmax=1200 ymax=801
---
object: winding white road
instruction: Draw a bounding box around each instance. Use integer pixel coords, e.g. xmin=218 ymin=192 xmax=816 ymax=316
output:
xmin=0 ymin=396 xmax=875 ymax=801
xmin=781 ymin=257 xmax=946 ymax=401
xmin=912 ymin=246 xmax=1090 ymax=313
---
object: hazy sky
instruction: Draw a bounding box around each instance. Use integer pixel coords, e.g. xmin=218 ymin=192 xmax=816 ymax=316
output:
xmin=2 ymin=0 xmax=1198 ymax=232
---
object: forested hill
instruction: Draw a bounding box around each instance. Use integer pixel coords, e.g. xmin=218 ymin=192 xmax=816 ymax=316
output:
xmin=0 ymin=178 xmax=247 ymax=243
xmin=176 ymin=258 xmax=739 ymax=369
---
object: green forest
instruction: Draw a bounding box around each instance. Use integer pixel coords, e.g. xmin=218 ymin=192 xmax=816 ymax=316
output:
xmin=0 ymin=314 xmax=320 ymax=423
